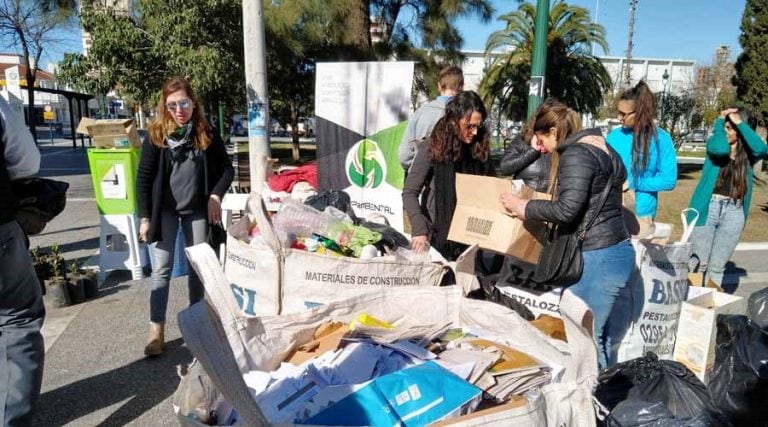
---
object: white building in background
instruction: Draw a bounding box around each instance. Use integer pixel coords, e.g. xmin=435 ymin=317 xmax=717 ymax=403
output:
xmin=451 ymin=50 xmax=697 ymax=131
xmin=457 ymin=50 xmax=696 ymax=97
xmin=601 ymin=56 xmax=696 ymax=95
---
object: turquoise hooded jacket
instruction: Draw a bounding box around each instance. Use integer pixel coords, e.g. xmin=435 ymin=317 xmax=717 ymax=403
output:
xmin=607 ymin=126 xmax=678 ymax=217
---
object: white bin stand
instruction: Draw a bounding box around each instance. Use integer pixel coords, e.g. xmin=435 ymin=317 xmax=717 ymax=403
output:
xmin=98 ymin=214 xmax=148 ymax=283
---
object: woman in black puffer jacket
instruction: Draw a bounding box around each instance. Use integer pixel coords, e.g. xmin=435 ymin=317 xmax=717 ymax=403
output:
xmin=500 ymin=100 xmax=634 ymax=370
xmin=499 ymin=122 xmax=551 ymax=192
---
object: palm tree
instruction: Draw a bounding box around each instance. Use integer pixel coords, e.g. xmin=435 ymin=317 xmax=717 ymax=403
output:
xmin=479 ymin=1 xmax=611 ymax=121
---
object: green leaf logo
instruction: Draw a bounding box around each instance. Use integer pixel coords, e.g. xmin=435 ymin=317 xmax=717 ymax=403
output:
xmin=345 ymin=139 xmax=387 ymax=188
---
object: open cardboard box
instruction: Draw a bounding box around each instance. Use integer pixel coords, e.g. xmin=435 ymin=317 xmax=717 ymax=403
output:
xmin=672 ymin=291 xmax=746 ymax=384
xmin=77 ymin=117 xmax=142 ymax=148
xmin=448 ymin=174 xmax=549 ymax=264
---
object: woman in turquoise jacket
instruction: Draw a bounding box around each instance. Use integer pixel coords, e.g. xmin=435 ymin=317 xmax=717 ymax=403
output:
xmin=607 ymin=81 xmax=677 ymax=237
xmin=688 ymin=108 xmax=768 ymax=286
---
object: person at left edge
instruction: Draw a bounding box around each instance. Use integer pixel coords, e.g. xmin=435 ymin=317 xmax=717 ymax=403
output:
xmin=0 ymin=94 xmax=45 ymax=427
xmin=136 ymin=77 xmax=233 ymax=357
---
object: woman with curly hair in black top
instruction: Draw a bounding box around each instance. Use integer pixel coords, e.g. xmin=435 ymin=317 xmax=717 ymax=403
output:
xmin=402 ymin=90 xmax=493 ymax=261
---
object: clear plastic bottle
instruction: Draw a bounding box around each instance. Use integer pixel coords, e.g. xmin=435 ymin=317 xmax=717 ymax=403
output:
xmin=271 ymin=199 xmax=335 ymax=239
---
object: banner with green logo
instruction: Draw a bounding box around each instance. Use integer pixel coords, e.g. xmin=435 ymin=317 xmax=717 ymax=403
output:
xmin=315 ymin=62 xmax=414 ymax=231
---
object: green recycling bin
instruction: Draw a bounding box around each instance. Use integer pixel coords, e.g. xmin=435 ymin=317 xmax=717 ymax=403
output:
xmin=87 ymin=148 xmax=141 ymax=215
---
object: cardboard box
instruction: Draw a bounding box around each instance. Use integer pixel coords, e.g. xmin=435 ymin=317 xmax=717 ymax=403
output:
xmin=672 ymin=291 xmax=746 ymax=384
xmin=448 ymin=175 xmax=549 ymax=264
xmin=77 ymin=118 xmax=141 ymax=148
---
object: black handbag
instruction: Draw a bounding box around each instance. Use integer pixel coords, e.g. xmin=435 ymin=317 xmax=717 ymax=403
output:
xmin=532 ymin=167 xmax=616 ymax=287
xmin=11 ymin=177 xmax=69 ymax=235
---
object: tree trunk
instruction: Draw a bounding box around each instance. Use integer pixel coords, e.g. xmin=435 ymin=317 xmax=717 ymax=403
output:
xmin=347 ymin=0 xmax=373 ymax=59
xmin=26 ymin=75 xmax=37 ymax=143
xmin=290 ymin=99 xmax=300 ymax=162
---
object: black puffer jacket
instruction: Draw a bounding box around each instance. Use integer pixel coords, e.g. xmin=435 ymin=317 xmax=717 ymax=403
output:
xmin=525 ymin=128 xmax=628 ymax=251
xmin=499 ymin=135 xmax=551 ymax=193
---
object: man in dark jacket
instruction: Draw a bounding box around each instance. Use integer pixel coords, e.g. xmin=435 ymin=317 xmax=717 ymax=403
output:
xmin=0 ymin=95 xmax=45 ymax=426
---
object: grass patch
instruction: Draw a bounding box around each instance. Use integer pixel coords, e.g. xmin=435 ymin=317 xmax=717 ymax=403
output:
xmin=676 ymin=150 xmax=706 ymax=158
xmin=656 ymin=163 xmax=768 ymax=241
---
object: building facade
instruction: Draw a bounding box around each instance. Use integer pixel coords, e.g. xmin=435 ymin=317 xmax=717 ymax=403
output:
xmin=458 ymin=50 xmax=696 ymax=97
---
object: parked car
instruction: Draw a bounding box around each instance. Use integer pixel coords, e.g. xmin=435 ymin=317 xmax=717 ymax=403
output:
xmin=687 ymin=129 xmax=707 ymax=144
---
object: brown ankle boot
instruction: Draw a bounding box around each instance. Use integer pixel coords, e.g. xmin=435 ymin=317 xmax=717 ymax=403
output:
xmin=144 ymin=322 xmax=165 ymax=356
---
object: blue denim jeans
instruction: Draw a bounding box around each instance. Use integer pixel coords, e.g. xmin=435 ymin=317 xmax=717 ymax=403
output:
xmin=149 ymin=210 xmax=208 ymax=323
xmin=567 ymin=239 xmax=635 ymax=369
xmin=0 ymin=221 xmax=45 ymax=426
xmin=690 ymin=195 xmax=745 ymax=287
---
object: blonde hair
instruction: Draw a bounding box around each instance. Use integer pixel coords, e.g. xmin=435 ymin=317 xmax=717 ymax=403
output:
xmin=148 ymin=76 xmax=211 ymax=150
xmin=531 ymin=99 xmax=582 ymax=193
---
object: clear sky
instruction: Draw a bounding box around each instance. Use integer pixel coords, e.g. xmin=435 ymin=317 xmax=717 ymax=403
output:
xmin=39 ymin=0 xmax=745 ymax=69
xmin=456 ymin=0 xmax=746 ymax=65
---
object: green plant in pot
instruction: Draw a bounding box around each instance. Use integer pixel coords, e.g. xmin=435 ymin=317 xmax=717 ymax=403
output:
xmin=66 ymin=261 xmax=86 ymax=304
xmin=49 ymin=244 xmax=67 ymax=280
xmin=45 ymin=255 xmax=71 ymax=308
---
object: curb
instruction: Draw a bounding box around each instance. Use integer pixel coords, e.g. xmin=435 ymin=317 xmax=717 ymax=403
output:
xmin=735 ymin=242 xmax=768 ymax=251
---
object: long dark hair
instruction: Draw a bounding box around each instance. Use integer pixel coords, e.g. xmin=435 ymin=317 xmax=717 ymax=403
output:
xmin=530 ymin=99 xmax=582 ymax=193
xmin=717 ymin=108 xmax=752 ymax=200
xmin=428 ymin=91 xmax=490 ymax=163
xmin=619 ymin=80 xmax=658 ymax=177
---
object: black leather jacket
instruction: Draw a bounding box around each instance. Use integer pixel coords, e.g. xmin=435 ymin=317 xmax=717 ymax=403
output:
xmin=499 ymin=135 xmax=551 ymax=193
xmin=525 ymin=129 xmax=629 ymax=251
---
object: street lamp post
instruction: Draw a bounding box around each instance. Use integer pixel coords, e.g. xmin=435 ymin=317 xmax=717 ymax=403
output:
xmin=527 ymin=0 xmax=550 ymax=119
xmin=660 ymin=68 xmax=670 ymax=125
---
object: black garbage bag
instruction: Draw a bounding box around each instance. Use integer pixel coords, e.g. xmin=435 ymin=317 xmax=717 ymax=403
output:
xmin=606 ymin=399 xmax=713 ymax=427
xmin=304 ymin=190 xmax=359 ymax=224
xmin=748 ymin=288 xmax=768 ymax=330
xmin=595 ymin=353 xmax=728 ymax=427
xmin=466 ymin=272 xmax=535 ymax=321
xmin=707 ymin=315 xmax=768 ymax=426
xmin=359 ymin=221 xmax=409 ymax=251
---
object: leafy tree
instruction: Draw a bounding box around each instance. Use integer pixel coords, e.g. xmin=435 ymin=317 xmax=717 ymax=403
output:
xmin=479 ymin=0 xmax=611 ymax=121
xmin=58 ymin=0 xmax=244 ymax=124
xmin=264 ymin=0 xmax=494 ymax=160
xmin=734 ymin=0 xmax=768 ymax=127
xmin=657 ymin=91 xmax=695 ymax=138
xmin=0 ymin=0 xmax=75 ymax=141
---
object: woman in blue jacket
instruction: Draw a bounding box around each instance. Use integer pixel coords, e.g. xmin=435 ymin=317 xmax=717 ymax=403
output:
xmin=688 ymin=108 xmax=768 ymax=287
xmin=607 ymin=81 xmax=677 ymax=236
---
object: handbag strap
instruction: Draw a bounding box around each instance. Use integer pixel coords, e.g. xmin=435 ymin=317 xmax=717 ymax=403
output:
xmin=578 ymin=153 xmax=617 ymax=239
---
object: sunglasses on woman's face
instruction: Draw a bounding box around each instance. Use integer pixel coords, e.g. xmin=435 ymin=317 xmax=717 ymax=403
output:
xmin=166 ymin=99 xmax=192 ymax=111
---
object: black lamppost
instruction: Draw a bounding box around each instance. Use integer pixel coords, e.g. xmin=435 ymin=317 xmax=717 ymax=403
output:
xmin=660 ymin=69 xmax=670 ymax=124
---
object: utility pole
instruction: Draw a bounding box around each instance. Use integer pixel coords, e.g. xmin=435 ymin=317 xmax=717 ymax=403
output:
xmin=527 ymin=0 xmax=550 ymax=119
xmin=242 ymin=0 xmax=270 ymax=194
xmin=623 ymin=0 xmax=637 ymax=88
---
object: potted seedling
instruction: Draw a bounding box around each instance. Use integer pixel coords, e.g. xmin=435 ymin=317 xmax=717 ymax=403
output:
xmin=49 ymin=244 xmax=67 ymax=279
xmin=66 ymin=261 xmax=86 ymax=304
xmin=45 ymin=255 xmax=71 ymax=308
